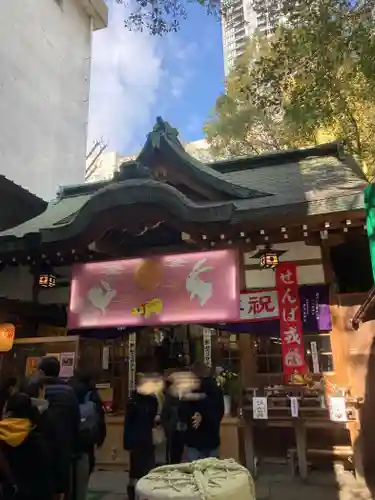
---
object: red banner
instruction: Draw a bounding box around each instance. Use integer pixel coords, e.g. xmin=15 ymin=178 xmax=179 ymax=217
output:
xmin=276 ymin=263 xmax=306 ymax=381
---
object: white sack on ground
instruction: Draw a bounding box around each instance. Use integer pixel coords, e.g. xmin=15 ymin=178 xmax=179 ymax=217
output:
xmin=136 ymin=458 xmax=255 ymax=500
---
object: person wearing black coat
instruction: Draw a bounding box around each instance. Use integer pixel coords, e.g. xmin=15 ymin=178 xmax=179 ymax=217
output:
xmin=25 ymin=376 xmax=66 ymax=500
xmin=0 ymin=378 xmax=17 ymax=418
xmin=27 ymin=356 xmax=80 ymax=498
xmin=69 ymin=371 xmax=106 ymax=473
xmin=69 ymin=370 xmax=106 ymax=500
xmin=123 ymin=385 xmax=158 ymax=500
xmin=181 ymin=363 xmax=224 ymax=462
xmin=161 ymin=382 xmax=185 ymax=464
xmin=0 ymin=393 xmax=54 ymax=500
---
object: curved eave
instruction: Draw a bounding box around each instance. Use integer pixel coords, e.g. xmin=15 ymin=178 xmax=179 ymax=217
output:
xmin=0 ymin=180 xmax=236 ymax=254
xmin=0 ymin=181 xmax=365 ymax=255
xmin=137 ymin=134 xmax=272 ymax=200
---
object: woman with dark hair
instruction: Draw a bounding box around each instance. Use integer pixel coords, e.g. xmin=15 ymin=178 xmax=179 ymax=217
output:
xmin=0 ymin=392 xmax=53 ymax=500
xmin=0 ymin=378 xmax=17 ymax=417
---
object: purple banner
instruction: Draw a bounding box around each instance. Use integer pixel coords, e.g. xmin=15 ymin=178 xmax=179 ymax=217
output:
xmin=299 ymin=285 xmax=331 ymax=332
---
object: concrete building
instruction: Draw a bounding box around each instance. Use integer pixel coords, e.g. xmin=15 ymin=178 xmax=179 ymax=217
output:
xmin=222 ymin=0 xmax=282 ymax=75
xmin=0 ymin=0 xmax=108 ymax=200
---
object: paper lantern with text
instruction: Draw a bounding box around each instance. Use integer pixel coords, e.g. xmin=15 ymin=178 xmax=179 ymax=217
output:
xmin=0 ymin=323 xmax=15 ymax=352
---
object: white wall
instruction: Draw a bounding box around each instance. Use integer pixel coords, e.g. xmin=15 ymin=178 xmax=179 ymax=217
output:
xmin=243 ymin=241 xmax=325 ymax=289
xmin=0 ymin=0 xmax=97 ymax=200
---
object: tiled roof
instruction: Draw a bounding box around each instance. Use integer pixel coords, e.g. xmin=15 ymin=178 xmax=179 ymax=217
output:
xmin=0 ymin=119 xmax=367 ymax=244
xmin=223 ymin=155 xmax=367 ymax=212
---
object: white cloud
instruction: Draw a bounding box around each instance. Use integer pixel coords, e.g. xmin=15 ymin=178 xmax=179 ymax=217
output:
xmin=170 ymin=76 xmax=186 ymax=97
xmin=87 ymin=0 xmax=164 ymax=154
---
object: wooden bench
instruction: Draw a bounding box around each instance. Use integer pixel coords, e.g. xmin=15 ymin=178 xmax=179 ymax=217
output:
xmin=288 ymin=446 xmax=353 ymax=477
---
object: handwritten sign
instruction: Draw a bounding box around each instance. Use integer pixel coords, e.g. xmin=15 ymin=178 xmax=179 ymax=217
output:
xmin=329 ymin=397 xmax=347 ymax=422
xmin=310 ymin=341 xmax=320 ymax=373
xmin=240 ymin=291 xmax=280 ymax=321
xmin=128 ymin=332 xmax=137 ymax=394
xmin=290 ymin=397 xmax=299 ymax=417
xmin=253 ymin=397 xmax=268 ymax=419
xmin=276 ymin=263 xmax=306 ymax=381
xmin=60 ymin=352 xmax=75 ymax=378
xmin=203 ymin=328 xmax=212 ymax=367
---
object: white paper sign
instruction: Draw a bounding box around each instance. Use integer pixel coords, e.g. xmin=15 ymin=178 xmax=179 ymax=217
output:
xmin=310 ymin=341 xmax=320 ymax=373
xmin=253 ymin=397 xmax=268 ymax=419
xmin=290 ymin=397 xmax=299 ymax=417
xmin=240 ymin=291 xmax=280 ymax=321
xmin=59 ymin=352 xmax=75 ymax=378
xmin=203 ymin=328 xmax=212 ymax=367
xmin=102 ymin=346 xmax=109 ymax=370
xmin=128 ymin=332 xmax=137 ymax=394
xmin=329 ymin=397 xmax=347 ymax=422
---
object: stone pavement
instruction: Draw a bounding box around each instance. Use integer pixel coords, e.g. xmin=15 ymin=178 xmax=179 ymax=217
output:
xmin=88 ymin=465 xmax=373 ymax=500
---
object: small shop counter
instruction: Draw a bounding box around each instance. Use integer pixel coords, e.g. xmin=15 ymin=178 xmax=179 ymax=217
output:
xmin=96 ymin=414 xmax=243 ymax=471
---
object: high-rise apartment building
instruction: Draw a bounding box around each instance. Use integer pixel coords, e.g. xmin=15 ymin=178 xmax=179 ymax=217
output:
xmin=222 ymin=0 xmax=282 ymax=75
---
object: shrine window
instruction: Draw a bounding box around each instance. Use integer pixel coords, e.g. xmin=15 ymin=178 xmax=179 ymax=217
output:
xmin=255 ymin=336 xmax=283 ymax=374
xmin=212 ymin=331 xmax=241 ymax=375
xmin=253 ymin=332 xmax=333 ymax=376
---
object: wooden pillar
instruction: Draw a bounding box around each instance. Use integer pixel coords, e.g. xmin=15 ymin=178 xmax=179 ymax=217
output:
xmin=239 ymin=334 xmax=256 ymax=388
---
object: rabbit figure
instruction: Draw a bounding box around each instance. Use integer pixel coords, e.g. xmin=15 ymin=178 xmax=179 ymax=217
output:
xmin=87 ymin=280 xmax=117 ymax=313
xmin=185 ymin=258 xmax=214 ymax=306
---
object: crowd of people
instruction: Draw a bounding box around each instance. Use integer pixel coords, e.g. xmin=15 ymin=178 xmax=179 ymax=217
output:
xmin=124 ymin=359 xmax=224 ymax=500
xmin=0 ymin=356 xmax=224 ymax=500
xmin=0 ymin=356 xmax=106 ymax=500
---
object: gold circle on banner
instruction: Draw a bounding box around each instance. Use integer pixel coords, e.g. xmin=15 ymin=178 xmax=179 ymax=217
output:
xmin=134 ymin=259 xmax=163 ymax=292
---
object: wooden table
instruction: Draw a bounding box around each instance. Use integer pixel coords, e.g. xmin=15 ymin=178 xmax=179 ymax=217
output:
xmin=242 ymin=411 xmax=351 ymax=479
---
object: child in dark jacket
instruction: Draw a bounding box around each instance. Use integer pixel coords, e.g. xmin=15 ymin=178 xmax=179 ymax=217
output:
xmin=0 ymin=393 xmax=53 ymax=500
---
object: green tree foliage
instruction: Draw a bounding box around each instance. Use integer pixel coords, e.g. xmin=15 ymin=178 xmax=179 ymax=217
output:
xmin=205 ymin=0 xmax=375 ymax=173
xmin=115 ymin=0 xmax=220 ymax=34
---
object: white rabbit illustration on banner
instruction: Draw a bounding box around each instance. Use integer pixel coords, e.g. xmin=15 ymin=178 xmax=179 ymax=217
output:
xmin=185 ymin=258 xmax=213 ymax=306
xmin=87 ymin=280 xmax=116 ymax=313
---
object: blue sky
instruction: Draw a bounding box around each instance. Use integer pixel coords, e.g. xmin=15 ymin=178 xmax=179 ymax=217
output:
xmin=87 ymin=0 xmax=224 ymax=155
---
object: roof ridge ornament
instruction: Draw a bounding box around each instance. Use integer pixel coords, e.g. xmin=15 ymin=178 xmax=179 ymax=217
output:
xmin=150 ymin=116 xmax=181 ymax=149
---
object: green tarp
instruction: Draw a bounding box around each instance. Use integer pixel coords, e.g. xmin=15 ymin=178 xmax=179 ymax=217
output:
xmin=365 ymin=184 xmax=375 ymax=281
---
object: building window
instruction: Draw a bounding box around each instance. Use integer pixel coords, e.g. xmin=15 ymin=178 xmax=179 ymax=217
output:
xmin=254 ymin=336 xmax=282 ymax=374
xmin=212 ymin=331 xmax=241 ymax=375
xmin=254 ymin=332 xmax=333 ymax=375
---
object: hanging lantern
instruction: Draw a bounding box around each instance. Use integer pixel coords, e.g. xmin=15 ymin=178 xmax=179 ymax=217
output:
xmin=39 ymin=273 xmax=56 ymax=288
xmin=260 ymin=247 xmax=279 ymax=269
xmin=0 ymin=323 xmax=15 ymax=352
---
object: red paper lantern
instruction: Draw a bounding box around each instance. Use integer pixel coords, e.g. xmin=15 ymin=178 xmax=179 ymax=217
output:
xmin=0 ymin=323 xmax=15 ymax=352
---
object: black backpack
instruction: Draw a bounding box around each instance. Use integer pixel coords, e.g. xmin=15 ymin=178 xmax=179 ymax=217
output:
xmin=78 ymin=392 xmax=100 ymax=447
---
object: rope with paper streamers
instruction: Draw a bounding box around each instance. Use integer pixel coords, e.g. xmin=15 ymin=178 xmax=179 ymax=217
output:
xmin=138 ymin=458 xmax=256 ymax=500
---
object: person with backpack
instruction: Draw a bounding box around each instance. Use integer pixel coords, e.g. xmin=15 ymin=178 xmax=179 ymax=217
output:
xmin=0 ymin=392 xmax=54 ymax=500
xmin=27 ymin=356 xmax=80 ymax=499
xmin=70 ymin=371 xmax=106 ymax=500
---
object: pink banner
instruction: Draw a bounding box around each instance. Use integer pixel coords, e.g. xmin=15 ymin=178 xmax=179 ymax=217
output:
xmin=276 ymin=262 xmax=307 ymax=381
xmin=68 ymin=249 xmax=240 ymax=329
